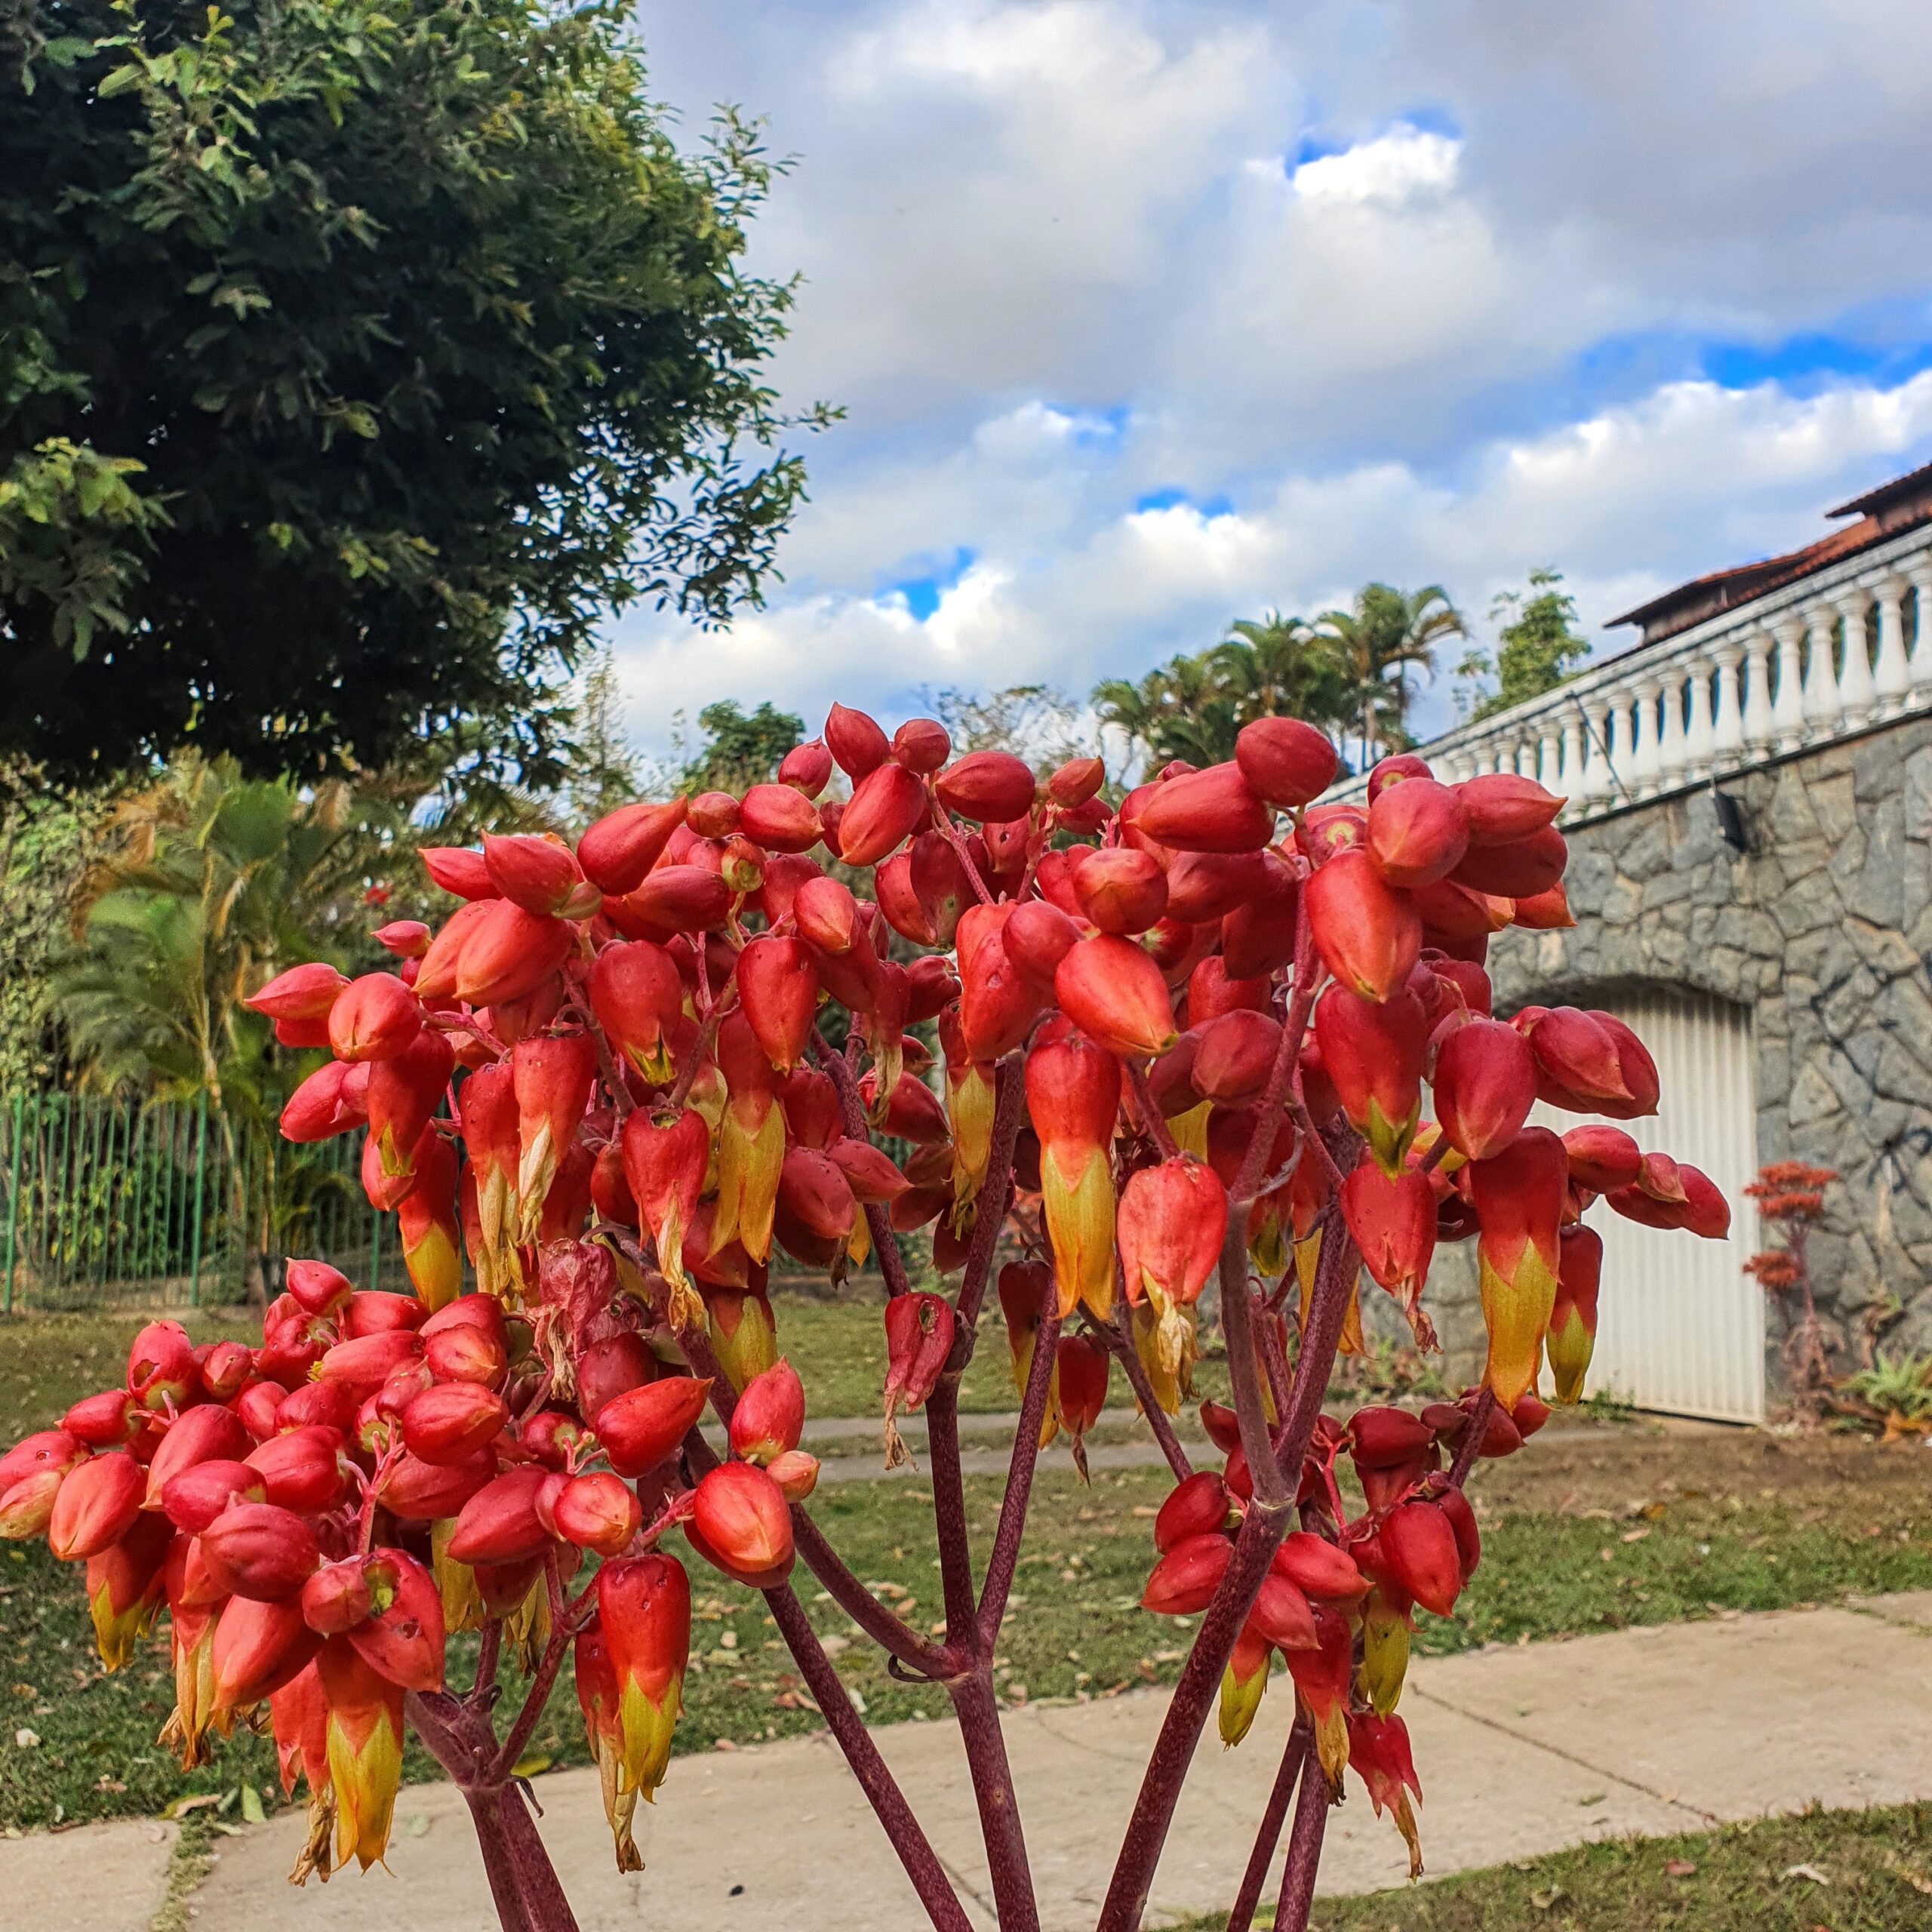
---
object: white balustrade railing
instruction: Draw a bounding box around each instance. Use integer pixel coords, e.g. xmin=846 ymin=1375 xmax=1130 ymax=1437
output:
xmin=1326 ymin=522 xmax=1932 ymax=823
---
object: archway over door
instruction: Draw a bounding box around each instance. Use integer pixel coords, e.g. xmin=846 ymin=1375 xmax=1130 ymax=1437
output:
xmin=1530 ymin=985 xmax=1764 ymax=1423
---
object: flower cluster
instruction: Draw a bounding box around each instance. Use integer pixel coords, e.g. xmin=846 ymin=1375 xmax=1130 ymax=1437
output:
xmin=0 ymin=703 xmax=1728 ymax=1923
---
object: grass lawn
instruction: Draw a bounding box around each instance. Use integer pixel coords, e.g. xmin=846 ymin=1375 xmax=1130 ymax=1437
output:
xmin=1174 ymin=1804 xmax=1932 ymax=1930
xmin=4 ymin=1309 xmax=1930 ymax=1838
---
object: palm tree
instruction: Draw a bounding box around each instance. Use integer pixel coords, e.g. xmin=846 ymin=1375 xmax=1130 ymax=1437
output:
xmin=1316 ymin=583 xmax=1466 ymax=771
xmin=1208 ymin=614 xmax=1352 ymax=741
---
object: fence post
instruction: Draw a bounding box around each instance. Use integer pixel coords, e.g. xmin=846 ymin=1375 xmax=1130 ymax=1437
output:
xmin=189 ymin=1093 xmax=209 ymax=1309
xmin=2 ymin=1095 xmax=20 ymax=1316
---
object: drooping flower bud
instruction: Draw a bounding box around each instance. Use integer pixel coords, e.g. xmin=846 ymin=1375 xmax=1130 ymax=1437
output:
xmin=1306 ymin=850 xmax=1420 ymax=1002
xmin=578 ymin=798 xmax=689 ymax=896
xmin=1431 ymin=1015 xmax=1537 ymax=1161
xmin=199 ymin=1502 xmax=323 ymax=1601
xmin=1457 ymin=773 xmax=1564 ymax=844
xmin=1054 ymin=1333 xmax=1109 ymax=1482
xmin=594 ymin=1377 xmax=712 ymax=1481
xmin=1547 ymin=1223 xmax=1603 ymax=1404
xmin=128 ymin=1318 xmax=198 ymax=1411
xmin=1367 ymin=777 xmax=1469 ymax=888
xmin=247 ymin=961 xmax=349 ymax=1023
xmin=706 ymin=1289 xmax=779 ymax=1394
xmin=396 ymin=1128 xmax=463 ymax=1312
xmin=1142 ymin=1531 xmax=1233 ymax=1614
xmin=621 ymin=1108 xmax=711 ymax=1330
xmin=1314 ymin=983 xmax=1429 ymax=1173
xmin=510 ymin=1032 xmax=597 ymax=1245
xmin=574 ymin=1623 xmax=644 ymax=1872
xmin=1466 ymin=1125 xmax=1568 ymax=1405
xmin=589 ymin=940 xmax=685 ymax=1085
xmin=731 ymin=1360 xmax=805 ymax=1467
xmin=934 ymin=749 xmax=1036 ymax=823
xmin=316 ymin=1636 xmax=406 ymax=1871
xmin=1341 ymin=1158 xmax=1436 ymax=1338
xmin=457 ymin=1061 xmax=523 ymax=1300
xmin=1285 ymin=1604 xmax=1355 ymax=1791
xmin=421 ymin=845 xmax=499 ymax=900
xmin=1054 ymin=936 xmax=1178 ymax=1057
xmin=328 ymin=972 xmax=423 ymax=1064
xmin=997 ymin=1262 xmax=1061 ymax=1446
xmin=839 ymin=761 xmax=928 ymax=867
xmin=1132 ymin=762 xmax=1274 ymax=853
xmin=1026 ymin=1030 xmax=1122 ymax=1320
xmin=1381 ymin=1498 xmax=1463 ymax=1618
xmin=1349 ymin=1710 xmax=1425 ymax=1878
xmin=84 ymin=1511 xmax=171 ymax=1671
xmin=1220 ymin=1625 xmax=1272 ymax=1747
xmin=1235 ymin=716 xmax=1337 ymax=808
xmin=881 ymin=1294 xmax=955 ymax=1468
xmin=736 ymin=935 xmax=820 ymax=1072
xmin=1562 ymin=1124 xmax=1643 ymax=1194
xmin=142 ymin=1400 xmax=252 ymax=1508
xmin=686 ymin=1461 xmax=795 ymax=1586
xmin=1117 ymin=1157 xmax=1227 ymax=1383
xmin=48 ymin=1451 xmax=144 ymax=1561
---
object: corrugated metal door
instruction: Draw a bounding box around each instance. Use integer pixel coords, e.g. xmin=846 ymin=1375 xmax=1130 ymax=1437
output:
xmin=1531 ymin=987 xmax=1764 ymax=1423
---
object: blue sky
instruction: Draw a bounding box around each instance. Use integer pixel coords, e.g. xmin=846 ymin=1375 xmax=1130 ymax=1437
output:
xmin=611 ymin=1 xmax=1932 ymax=752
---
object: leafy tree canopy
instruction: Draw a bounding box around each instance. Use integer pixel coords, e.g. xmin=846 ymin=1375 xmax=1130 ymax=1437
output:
xmin=1455 ymin=569 xmax=1590 ymax=724
xmin=679 ymin=700 xmax=801 ymax=795
xmin=1095 ymin=607 xmax=1370 ymax=773
xmin=1 ymin=0 xmax=826 ymax=785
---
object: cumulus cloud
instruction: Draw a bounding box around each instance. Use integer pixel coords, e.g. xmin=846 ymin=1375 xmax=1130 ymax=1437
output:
xmin=614 ymin=0 xmax=1932 ymax=753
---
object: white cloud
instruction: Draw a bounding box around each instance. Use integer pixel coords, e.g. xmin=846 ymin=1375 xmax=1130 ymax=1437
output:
xmin=611 ymin=1 xmax=1932 ymax=755
xmin=1289 ymin=126 xmax=1460 ymax=206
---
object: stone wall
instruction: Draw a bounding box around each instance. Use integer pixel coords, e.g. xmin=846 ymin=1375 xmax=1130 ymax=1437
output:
xmin=1406 ymin=715 xmax=1932 ymax=1399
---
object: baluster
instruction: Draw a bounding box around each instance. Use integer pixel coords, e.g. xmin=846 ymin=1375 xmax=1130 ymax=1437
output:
xmin=1514 ymin=736 xmax=1536 ymax=778
xmin=1607 ymin=691 xmax=1638 ymax=799
xmin=1630 ymin=675 xmax=1661 ymax=795
xmin=1801 ymin=602 xmax=1843 ymax=734
xmin=1581 ymin=697 xmax=1616 ymax=802
xmin=1684 ymin=655 xmax=1716 ymax=777
xmin=1833 ymin=587 xmax=1875 ymax=730
xmin=1656 ymin=666 xmax=1689 ymax=784
xmin=1770 ymin=614 xmax=1807 ymax=750
xmin=1709 ymin=640 xmax=1746 ymax=761
xmin=1559 ymin=715 xmax=1584 ymax=801
xmin=1907 ymin=564 xmax=1932 ymax=701
xmin=1536 ymin=726 xmax=1561 ymax=791
xmin=1740 ymin=632 xmax=1775 ymax=749
xmin=1871 ymin=576 xmax=1910 ymax=717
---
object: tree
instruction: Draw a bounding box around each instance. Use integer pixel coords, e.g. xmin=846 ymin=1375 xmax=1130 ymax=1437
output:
xmin=680 ymin=700 xmax=803 ymax=795
xmin=0 ymin=773 xmax=103 ymax=1088
xmin=6 ymin=693 xmax=1730 ymax=1932
xmin=925 ymin=684 xmax=1090 ymax=768
xmin=1454 ymin=569 xmax=1591 ymax=724
xmin=0 ymin=0 xmax=827 ymax=785
xmin=564 ymin=652 xmax=644 ymax=830
xmin=1315 ymin=584 xmax=1465 ymax=769
xmin=1094 ymin=614 xmax=1349 ymax=774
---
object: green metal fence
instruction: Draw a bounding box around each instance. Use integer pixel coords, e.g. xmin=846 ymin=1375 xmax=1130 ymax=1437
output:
xmin=0 ymin=1091 xmax=405 ymax=1312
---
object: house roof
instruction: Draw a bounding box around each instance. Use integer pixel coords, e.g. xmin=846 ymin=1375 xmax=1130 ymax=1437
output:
xmin=1608 ymin=460 xmax=1932 ymax=645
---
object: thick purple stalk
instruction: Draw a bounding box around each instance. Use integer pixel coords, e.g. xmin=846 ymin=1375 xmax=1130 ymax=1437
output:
xmin=950 ymin=1669 xmax=1041 ymax=1932
xmin=764 ymin=1584 xmax=977 ymax=1932
xmin=1093 ymin=1217 xmax=1360 ymax=1932
xmin=924 ymin=1379 xmax=981 ymax=1642
xmin=1272 ymin=1745 xmax=1332 ymax=1932
xmin=406 ymin=1691 xmax=580 ymax=1932
xmin=1448 ymin=1383 xmax=1497 ymax=1490
xmin=1226 ymin=1717 xmax=1312 ymax=1932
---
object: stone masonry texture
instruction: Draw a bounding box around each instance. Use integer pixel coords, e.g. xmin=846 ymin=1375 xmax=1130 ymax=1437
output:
xmin=1401 ymin=715 xmax=1932 ymax=1403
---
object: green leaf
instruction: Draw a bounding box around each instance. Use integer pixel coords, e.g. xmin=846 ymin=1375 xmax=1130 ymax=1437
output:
xmin=95 ymin=63 xmax=143 ymax=97
xmin=239 ymin=1784 xmax=266 ymax=1824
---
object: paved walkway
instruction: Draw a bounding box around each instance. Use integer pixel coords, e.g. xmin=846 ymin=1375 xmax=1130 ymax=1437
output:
xmin=13 ymin=1589 xmax=1930 ymax=1932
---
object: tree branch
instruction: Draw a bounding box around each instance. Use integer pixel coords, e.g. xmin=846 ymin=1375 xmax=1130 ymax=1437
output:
xmin=950 ymin=1669 xmax=1040 ymax=1932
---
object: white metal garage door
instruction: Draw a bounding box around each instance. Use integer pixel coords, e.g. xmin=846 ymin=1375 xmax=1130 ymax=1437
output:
xmin=1531 ymin=986 xmax=1764 ymax=1423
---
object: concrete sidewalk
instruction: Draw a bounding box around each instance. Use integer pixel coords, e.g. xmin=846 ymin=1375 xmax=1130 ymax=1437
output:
xmin=13 ymin=1591 xmax=1932 ymax=1932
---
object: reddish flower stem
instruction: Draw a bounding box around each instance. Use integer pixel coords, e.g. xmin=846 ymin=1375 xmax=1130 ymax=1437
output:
xmin=1093 ymin=1217 xmax=1359 ymax=1932
xmin=1123 ymin=1059 xmax=1179 ymax=1159
xmin=926 ymin=790 xmax=997 ymax=907
xmin=1226 ymin=1715 xmax=1312 ymax=1932
xmin=815 ymin=1030 xmax=914 ymax=1297
xmin=1100 ymin=1300 xmax=1193 ymax=1483
xmin=1272 ymin=1742 xmax=1332 ymax=1932
xmin=763 ymin=1584 xmax=977 ymax=1932
xmin=976 ymin=1302 xmax=1062 ymax=1645
xmin=1447 ymin=1383 xmax=1496 ymax=1491
xmin=1217 ymin=1235 xmax=1291 ymax=1508
xmin=952 ymin=1053 xmax=1027 ymax=1335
